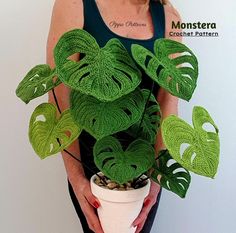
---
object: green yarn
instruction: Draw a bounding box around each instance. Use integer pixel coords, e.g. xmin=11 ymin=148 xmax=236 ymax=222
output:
xmin=29 ymin=103 xmax=81 ymax=159
xmin=70 ymin=88 xmax=145 ymax=140
xmin=126 ymin=89 xmax=162 ymax=144
xmin=161 ymin=106 xmax=220 ymax=178
xmin=54 ymin=28 xmax=141 ymax=102
xmin=16 ymin=65 xmax=60 ymax=104
xmin=131 ymin=39 xmax=198 ymax=101
xmin=150 ymin=150 xmax=191 ymax=198
xmin=15 ymin=27 xmax=221 ymax=197
xmin=93 ymin=136 xmax=155 ymax=184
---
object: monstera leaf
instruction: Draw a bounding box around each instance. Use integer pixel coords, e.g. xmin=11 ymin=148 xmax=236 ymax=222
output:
xmin=131 ymin=39 xmax=198 ymax=101
xmin=70 ymin=88 xmax=145 ymax=140
xmin=29 ymin=103 xmax=82 ymax=159
xmin=161 ymin=106 xmax=220 ymax=178
xmin=126 ymin=89 xmax=161 ymax=144
xmin=16 ymin=65 xmax=60 ymax=104
xmin=93 ymin=136 xmax=155 ymax=184
xmin=54 ymin=28 xmax=141 ymax=101
xmin=149 ymin=150 xmax=191 ymax=198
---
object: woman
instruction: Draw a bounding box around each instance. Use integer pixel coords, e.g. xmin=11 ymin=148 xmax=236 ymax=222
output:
xmin=47 ymin=0 xmax=182 ymax=232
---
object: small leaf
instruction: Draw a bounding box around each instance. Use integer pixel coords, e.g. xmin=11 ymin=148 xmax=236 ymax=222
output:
xmin=70 ymin=88 xmax=145 ymax=140
xmin=29 ymin=103 xmax=82 ymax=159
xmin=149 ymin=150 xmax=191 ymax=198
xmin=126 ymin=89 xmax=162 ymax=144
xmin=16 ymin=64 xmax=60 ymax=103
xmin=131 ymin=39 xmax=198 ymax=101
xmin=54 ymin=28 xmax=141 ymax=101
xmin=93 ymin=136 xmax=156 ymax=184
xmin=161 ymin=106 xmax=220 ymax=178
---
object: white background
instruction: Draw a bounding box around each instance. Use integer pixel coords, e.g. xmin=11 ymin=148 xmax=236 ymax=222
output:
xmin=1 ymin=0 xmax=235 ymax=233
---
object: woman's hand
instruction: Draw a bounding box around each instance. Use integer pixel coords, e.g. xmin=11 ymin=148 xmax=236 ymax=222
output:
xmin=132 ymin=180 xmax=161 ymax=233
xmin=71 ymin=176 xmax=104 ymax=233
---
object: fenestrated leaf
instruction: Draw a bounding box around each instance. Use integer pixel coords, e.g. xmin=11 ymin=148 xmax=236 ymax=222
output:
xmin=54 ymin=28 xmax=141 ymax=101
xmin=131 ymin=39 xmax=198 ymax=101
xmin=149 ymin=150 xmax=191 ymax=198
xmin=126 ymin=89 xmax=162 ymax=144
xmin=16 ymin=65 xmax=60 ymax=104
xmin=70 ymin=88 xmax=145 ymax=140
xmin=93 ymin=136 xmax=155 ymax=184
xmin=161 ymin=106 xmax=220 ymax=178
xmin=29 ymin=103 xmax=82 ymax=159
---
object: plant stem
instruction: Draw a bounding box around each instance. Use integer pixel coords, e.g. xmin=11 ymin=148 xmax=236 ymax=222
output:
xmin=133 ymin=174 xmax=151 ymax=189
xmin=133 ymin=153 xmax=164 ymax=188
xmin=132 ymin=173 xmax=144 ymax=186
xmin=52 ymin=88 xmax=61 ymax=114
xmin=133 ymin=81 xmax=156 ymax=187
xmin=155 ymin=149 xmax=168 ymax=161
xmin=133 ymin=152 xmax=166 ymax=187
xmin=63 ymin=148 xmax=106 ymax=184
xmin=136 ymin=80 xmax=156 ymax=137
xmin=51 ymin=88 xmax=107 ymax=185
xmin=137 ymin=175 xmax=150 ymax=186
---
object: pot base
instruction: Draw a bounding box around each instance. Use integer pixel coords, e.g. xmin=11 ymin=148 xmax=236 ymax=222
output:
xmin=90 ymin=173 xmax=150 ymax=233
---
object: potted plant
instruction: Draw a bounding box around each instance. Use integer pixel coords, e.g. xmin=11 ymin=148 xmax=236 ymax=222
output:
xmin=15 ymin=28 xmax=220 ymax=233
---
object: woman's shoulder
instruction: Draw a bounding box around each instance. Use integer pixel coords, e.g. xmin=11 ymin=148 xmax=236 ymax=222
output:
xmin=163 ymin=1 xmax=181 ymax=21
xmin=50 ymin=0 xmax=84 ymax=29
xmin=47 ymin=0 xmax=84 ymax=56
xmin=163 ymin=1 xmax=182 ymax=41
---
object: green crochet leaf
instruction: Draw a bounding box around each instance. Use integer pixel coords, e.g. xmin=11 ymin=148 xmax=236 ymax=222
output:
xmin=161 ymin=106 xmax=220 ymax=178
xmin=131 ymin=39 xmax=198 ymax=101
xmin=149 ymin=150 xmax=191 ymax=198
xmin=29 ymin=103 xmax=82 ymax=159
xmin=54 ymin=28 xmax=141 ymax=101
xmin=126 ymin=89 xmax=161 ymax=144
xmin=93 ymin=136 xmax=155 ymax=184
xmin=16 ymin=64 xmax=60 ymax=104
xmin=70 ymin=88 xmax=145 ymax=140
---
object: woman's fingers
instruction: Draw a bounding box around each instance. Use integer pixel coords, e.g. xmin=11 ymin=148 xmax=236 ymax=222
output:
xmin=135 ymin=220 xmax=146 ymax=233
xmin=133 ymin=181 xmax=161 ymax=231
xmin=72 ymin=177 xmax=104 ymax=232
xmin=132 ymin=203 xmax=149 ymax=228
xmin=79 ymin=195 xmax=104 ymax=233
xmin=132 ymin=196 xmax=155 ymax=233
xmin=133 ymin=208 xmax=148 ymax=233
xmin=85 ymin=205 xmax=104 ymax=233
xmin=84 ymin=189 xmax=101 ymax=209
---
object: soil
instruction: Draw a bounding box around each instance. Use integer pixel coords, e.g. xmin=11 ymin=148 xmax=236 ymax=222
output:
xmin=94 ymin=174 xmax=148 ymax=191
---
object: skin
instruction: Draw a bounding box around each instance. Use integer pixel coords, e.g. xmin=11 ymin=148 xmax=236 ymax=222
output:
xmin=47 ymin=0 xmax=182 ymax=232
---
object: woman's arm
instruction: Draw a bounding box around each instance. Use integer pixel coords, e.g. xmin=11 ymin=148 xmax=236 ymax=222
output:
xmin=155 ymin=1 xmax=183 ymax=154
xmin=46 ymin=1 xmax=103 ymax=232
xmin=47 ymin=0 xmax=85 ymax=187
xmin=133 ymin=3 xmax=182 ymax=232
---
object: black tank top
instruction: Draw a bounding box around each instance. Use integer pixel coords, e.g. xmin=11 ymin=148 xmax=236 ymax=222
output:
xmin=79 ymin=0 xmax=166 ymax=178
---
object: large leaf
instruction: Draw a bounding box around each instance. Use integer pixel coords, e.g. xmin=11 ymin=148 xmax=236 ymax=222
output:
xmin=70 ymin=88 xmax=145 ymax=140
xmin=16 ymin=65 xmax=60 ymax=104
xmin=149 ymin=150 xmax=191 ymax=198
xmin=161 ymin=106 xmax=220 ymax=178
xmin=29 ymin=103 xmax=82 ymax=159
xmin=126 ymin=89 xmax=162 ymax=144
xmin=54 ymin=28 xmax=141 ymax=101
xmin=131 ymin=39 xmax=198 ymax=101
xmin=93 ymin=136 xmax=155 ymax=184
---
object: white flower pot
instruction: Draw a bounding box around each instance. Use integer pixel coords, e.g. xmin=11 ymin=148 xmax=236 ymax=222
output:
xmin=90 ymin=173 xmax=151 ymax=233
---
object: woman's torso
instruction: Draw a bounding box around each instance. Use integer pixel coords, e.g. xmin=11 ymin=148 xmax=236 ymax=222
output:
xmin=78 ymin=0 xmax=165 ymax=178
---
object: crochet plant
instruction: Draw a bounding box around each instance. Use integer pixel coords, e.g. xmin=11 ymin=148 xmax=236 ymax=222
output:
xmin=16 ymin=29 xmax=220 ymax=198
